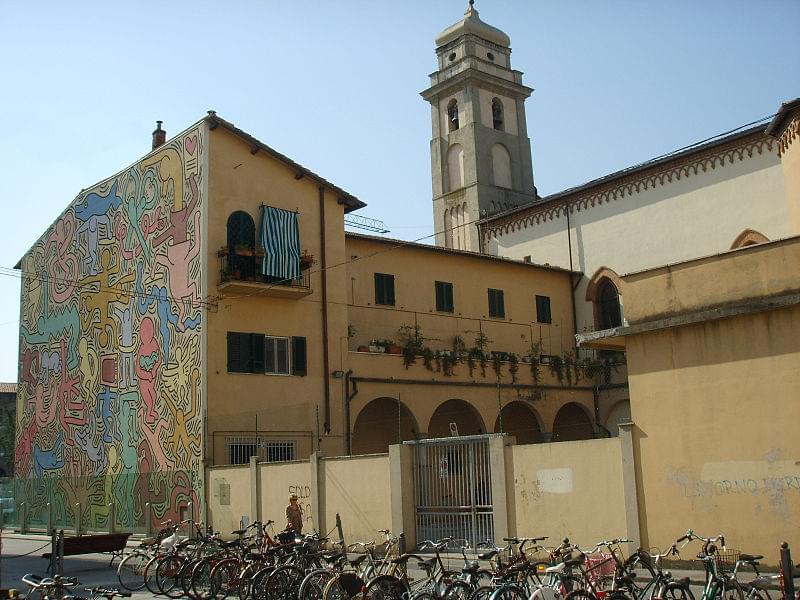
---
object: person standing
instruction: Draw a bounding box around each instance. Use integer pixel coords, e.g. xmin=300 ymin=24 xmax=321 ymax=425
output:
xmin=286 ymin=493 xmax=303 ymax=534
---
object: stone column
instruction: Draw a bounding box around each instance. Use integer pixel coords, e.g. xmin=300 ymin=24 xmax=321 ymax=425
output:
xmin=249 ymin=455 xmax=259 ymax=524
xmin=310 ymin=452 xmax=324 ymax=535
xmin=618 ymin=422 xmax=641 ymax=554
xmin=489 ymin=434 xmax=515 ymax=542
xmin=389 ymin=443 xmax=416 ymax=548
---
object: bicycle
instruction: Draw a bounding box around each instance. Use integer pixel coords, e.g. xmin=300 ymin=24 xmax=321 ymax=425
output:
xmin=21 ymin=574 xmax=80 ymax=600
xmin=682 ymin=529 xmax=744 ymax=600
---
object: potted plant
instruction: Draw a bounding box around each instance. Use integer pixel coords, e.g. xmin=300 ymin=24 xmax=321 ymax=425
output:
xmin=300 ymin=252 xmax=314 ymax=269
xmin=387 ymin=343 xmax=403 ymax=355
xmin=357 ymin=344 xmax=369 ymax=353
xmin=368 ymin=339 xmax=384 ymax=353
xmin=217 ymin=246 xmax=229 ymax=258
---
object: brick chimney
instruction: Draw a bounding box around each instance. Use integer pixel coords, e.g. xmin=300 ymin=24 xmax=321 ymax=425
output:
xmin=152 ymin=121 xmax=166 ymax=150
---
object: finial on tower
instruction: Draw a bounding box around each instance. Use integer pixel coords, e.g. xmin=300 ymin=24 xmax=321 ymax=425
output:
xmin=466 ymin=0 xmax=475 ymax=14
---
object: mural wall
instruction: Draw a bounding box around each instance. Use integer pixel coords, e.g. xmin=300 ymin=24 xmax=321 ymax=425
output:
xmin=15 ymin=128 xmax=205 ymax=530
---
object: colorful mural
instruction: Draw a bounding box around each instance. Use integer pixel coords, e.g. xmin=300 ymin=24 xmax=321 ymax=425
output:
xmin=15 ymin=128 xmax=204 ymax=530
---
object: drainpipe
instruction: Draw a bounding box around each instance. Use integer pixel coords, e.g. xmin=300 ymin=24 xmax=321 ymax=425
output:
xmin=319 ymin=187 xmax=332 ymax=434
xmin=344 ymin=370 xmax=357 ymax=455
xmin=565 ymin=202 xmax=580 ymax=352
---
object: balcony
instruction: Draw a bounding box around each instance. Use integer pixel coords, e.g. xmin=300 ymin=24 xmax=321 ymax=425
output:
xmin=217 ymin=247 xmax=312 ymax=299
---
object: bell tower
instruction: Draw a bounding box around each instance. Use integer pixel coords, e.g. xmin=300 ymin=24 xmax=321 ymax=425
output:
xmin=422 ymin=1 xmax=536 ymax=251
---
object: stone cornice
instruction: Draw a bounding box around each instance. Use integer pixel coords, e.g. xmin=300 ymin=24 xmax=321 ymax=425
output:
xmin=776 ymin=114 xmax=800 ymax=157
xmin=481 ymin=131 xmax=775 ymax=240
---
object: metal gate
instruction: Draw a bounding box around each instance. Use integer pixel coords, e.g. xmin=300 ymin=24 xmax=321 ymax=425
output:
xmin=406 ymin=434 xmax=495 ymax=548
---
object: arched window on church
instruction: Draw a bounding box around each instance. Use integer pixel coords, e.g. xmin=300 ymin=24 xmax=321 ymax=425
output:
xmin=444 ymin=208 xmax=453 ymax=248
xmin=447 ymin=99 xmax=460 ymax=132
xmin=598 ymin=280 xmax=622 ymax=329
xmin=227 ymin=210 xmax=256 ymax=279
xmin=492 ymin=98 xmax=504 ymax=131
xmin=491 ymin=143 xmax=512 ymax=189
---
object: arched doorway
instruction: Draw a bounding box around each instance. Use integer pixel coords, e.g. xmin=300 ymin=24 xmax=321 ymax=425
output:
xmin=552 ymin=403 xmax=595 ymax=442
xmin=352 ymin=397 xmax=419 ymax=455
xmin=494 ymin=402 xmax=543 ymax=444
xmin=428 ymin=399 xmax=484 ymax=438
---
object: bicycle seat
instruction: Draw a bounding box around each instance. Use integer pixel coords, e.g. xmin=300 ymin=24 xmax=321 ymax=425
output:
xmin=349 ymin=555 xmax=368 ymax=567
xmin=740 ymin=554 xmax=763 ymax=563
xmin=22 ymin=574 xmax=44 ymax=586
xmin=545 ymin=562 xmax=566 ymax=574
xmin=417 ymin=557 xmax=438 ymax=570
xmin=231 ymin=529 xmax=246 ymax=536
xmin=478 ymin=550 xmax=499 ymax=560
xmin=675 ymin=577 xmax=690 ymax=588
xmin=140 ymin=537 xmax=157 ymax=546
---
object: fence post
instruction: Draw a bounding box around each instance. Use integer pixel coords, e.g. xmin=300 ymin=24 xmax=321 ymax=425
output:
xmin=46 ymin=502 xmax=52 ymax=535
xmin=19 ymin=502 xmax=27 ymax=534
xmin=108 ymin=503 xmax=115 ymax=534
xmin=75 ymin=502 xmax=82 ymax=535
xmin=145 ymin=502 xmax=152 ymax=536
xmin=781 ymin=542 xmax=795 ymax=600
xmin=57 ymin=529 xmax=64 ymax=576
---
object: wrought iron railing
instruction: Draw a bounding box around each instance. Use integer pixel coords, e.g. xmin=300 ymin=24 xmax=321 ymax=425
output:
xmin=219 ymin=249 xmax=311 ymax=289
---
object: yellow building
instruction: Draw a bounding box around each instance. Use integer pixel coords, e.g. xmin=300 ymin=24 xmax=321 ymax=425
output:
xmin=15 ymin=112 xmax=608 ymax=531
xmin=575 ymin=99 xmax=800 ymax=556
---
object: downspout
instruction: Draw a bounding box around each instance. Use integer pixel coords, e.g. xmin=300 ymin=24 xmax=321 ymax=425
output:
xmin=565 ymin=201 xmax=580 ymax=351
xmin=319 ymin=187 xmax=331 ymax=433
xmin=344 ymin=370 xmax=357 ymax=455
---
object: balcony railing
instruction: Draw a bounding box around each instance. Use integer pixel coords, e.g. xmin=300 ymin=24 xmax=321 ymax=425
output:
xmin=218 ymin=248 xmax=311 ymax=298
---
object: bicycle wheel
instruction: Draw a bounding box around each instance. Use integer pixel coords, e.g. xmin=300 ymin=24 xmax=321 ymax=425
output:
xmin=211 ymin=557 xmax=242 ymax=600
xmin=157 ymin=554 xmax=186 ymax=597
xmin=263 ymin=564 xmax=305 ymax=600
xmin=300 ymin=568 xmax=337 ymax=600
xmin=238 ymin=562 xmax=266 ymax=600
xmin=664 ymin=582 xmax=696 ymax=600
xmin=564 ymin=588 xmax=599 ymax=600
xmin=444 ymin=580 xmax=474 ymax=600
xmin=721 ymin=579 xmax=744 ymax=600
xmin=525 ymin=561 xmax=553 ymax=590
xmin=192 ymin=557 xmax=218 ymax=600
xmin=468 ymin=585 xmax=497 ymax=600
xmin=117 ymin=551 xmax=149 ymax=591
xmin=489 ymin=584 xmax=528 ymax=600
xmin=250 ymin=565 xmax=276 ymax=600
xmin=144 ymin=553 xmax=163 ymax=595
xmin=410 ymin=592 xmax=437 ymax=600
xmin=363 ymin=574 xmax=407 ymax=600
xmin=323 ymin=573 xmax=366 ymax=600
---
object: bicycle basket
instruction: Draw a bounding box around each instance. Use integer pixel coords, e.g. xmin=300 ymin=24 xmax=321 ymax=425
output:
xmin=713 ymin=549 xmax=740 ymax=573
xmin=585 ymin=552 xmax=617 ymax=588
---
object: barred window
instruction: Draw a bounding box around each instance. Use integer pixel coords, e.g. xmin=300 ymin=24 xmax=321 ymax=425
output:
xmin=226 ymin=436 xmax=297 ymax=465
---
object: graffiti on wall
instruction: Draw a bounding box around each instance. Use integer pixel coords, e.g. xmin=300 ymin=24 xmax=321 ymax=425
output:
xmin=15 ymin=129 xmax=205 ymax=529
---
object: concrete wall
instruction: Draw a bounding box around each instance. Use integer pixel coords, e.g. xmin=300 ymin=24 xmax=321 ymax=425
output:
xmin=627 ymin=304 xmax=800 ymax=558
xmin=321 ymin=454 xmax=392 ymax=544
xmin=206 ymin=465 xmax=252 ymax=534
xmin=622 ymin=236 xmax=800 ymax=324
xmin=508 ymin=438 xmax=629 ymax=545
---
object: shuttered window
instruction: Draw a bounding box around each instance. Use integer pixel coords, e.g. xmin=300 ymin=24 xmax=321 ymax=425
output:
xmin=536 ymin=295 xmax=552 ymax=324
xmin=228 ymin=333 xmax=304 ymax=376
xmin=291 ymin=336 xmax=307 ymax=376
xmin=227 ymin=332 xmax=265 ymax=373
xmin=488 ymin=288 xmax=505 ymax=318
xmin=374 ymin=273 xmax=395 ymax=306
xmin=435 ymin=281 xmax=454 ymax=312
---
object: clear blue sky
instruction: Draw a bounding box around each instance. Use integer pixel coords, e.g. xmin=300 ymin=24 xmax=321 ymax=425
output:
xmin=0 ymin=0 xmax=798 ymax=382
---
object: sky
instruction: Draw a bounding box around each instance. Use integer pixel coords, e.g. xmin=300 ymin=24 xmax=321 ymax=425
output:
xmin=0 ymin=0 xmax=798 ymax=382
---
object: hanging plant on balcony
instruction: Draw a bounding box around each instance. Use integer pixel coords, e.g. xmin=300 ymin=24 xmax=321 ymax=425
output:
xmin=300 ymin=252 xmax=314 ymax=269
xmin=434 ymin=351 xmax=442 ymax=373
xmin=491 ymin=353 xmax=503 ymax=379
xmin=442 ymin=352 xmax=455 ymax=376
xmin=467 ymin=349 xmax=477 ymax=377
xmin=550 ymin=355 xmax=565 ymax=384
xmin=527 ymin=342 xmax=541 ymax=384
xmin=422 ymin=347 xmax=434 ymax=371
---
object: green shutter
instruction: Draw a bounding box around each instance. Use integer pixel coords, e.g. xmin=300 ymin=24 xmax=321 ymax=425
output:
xmin=253 ymin=334 xmax=265 ymax=372
xmin=292 ymin=336 xmax=308 ymax=376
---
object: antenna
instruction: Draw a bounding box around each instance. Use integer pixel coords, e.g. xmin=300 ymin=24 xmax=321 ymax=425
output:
xmin=344 ymin=214 xmax=390 ymax=234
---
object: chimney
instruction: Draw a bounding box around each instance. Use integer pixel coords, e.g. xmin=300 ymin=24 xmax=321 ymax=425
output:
xmin=152 ymin=121 xmax=166 ymax=150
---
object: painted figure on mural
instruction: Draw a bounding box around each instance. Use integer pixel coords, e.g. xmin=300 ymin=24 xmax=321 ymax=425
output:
xmin=77 ymin=212 xmax=111 ymax=275
xmin=136 ymin=316 xmax=162 ymax=425
xmin=111 ymin=299 xmax=138 ymax=389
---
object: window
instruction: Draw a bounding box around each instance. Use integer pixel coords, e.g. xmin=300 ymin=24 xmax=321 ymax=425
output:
xmin=599 ymin=281 xmax=622 ymax=328
xmin=491 ymin=98 xmax=504 ymax=131
xmin=227 ymin=332 xmax=306 ymax=376
xmin=227 ymin=332 xmax=265 ymax=373
xmin=447 ymin=99 xmax=459 ymax=131
xmin=488 ymin=288 xmax=505 ymax=318
xmin=227 ymin=211 xmax=256 ymax=279
xmin=374 ymin=273 xmax=395 ymax=306
xmin=536 ymin=295 xmax=552 ymax=324
xmin=265 ymin=336 xmax=290 ymax=375
xmin=435 ymin=281 xmax=454 ymax=312
xmin=225 ymin=436 xmax=296 ymax=465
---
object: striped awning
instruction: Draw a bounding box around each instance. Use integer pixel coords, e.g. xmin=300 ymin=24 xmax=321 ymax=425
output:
xmin=259 ymin=205 xmax=301 ymax=280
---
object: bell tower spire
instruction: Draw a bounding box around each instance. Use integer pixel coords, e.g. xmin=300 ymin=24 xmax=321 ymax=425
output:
xmin=422 ymin=4 xmax=536 ymax=251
